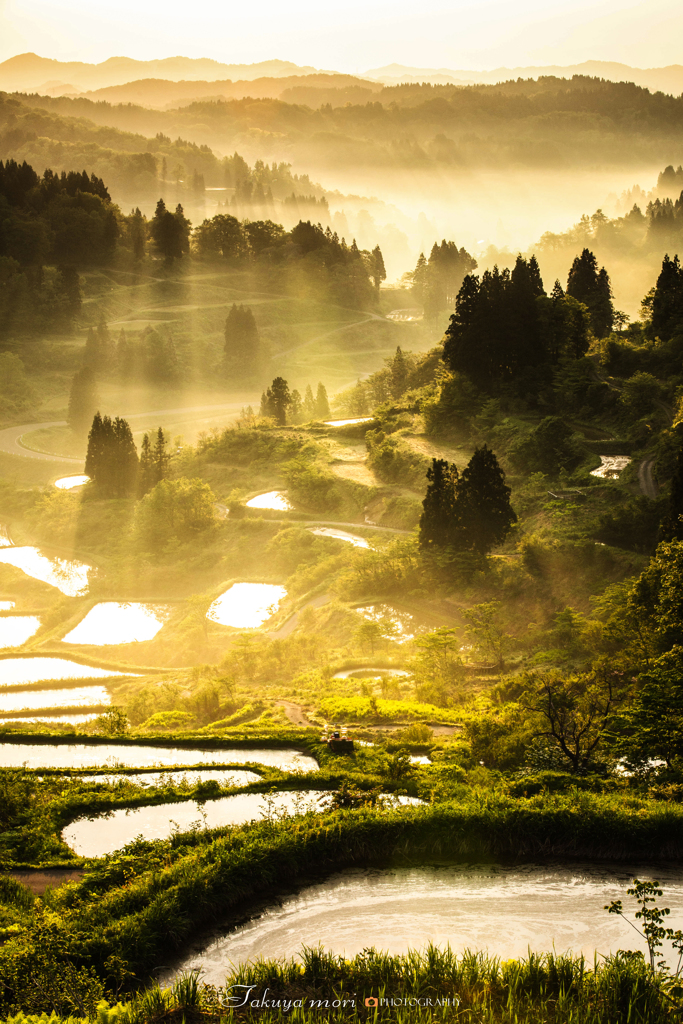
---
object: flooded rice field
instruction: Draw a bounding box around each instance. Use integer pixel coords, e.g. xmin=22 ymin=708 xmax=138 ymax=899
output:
xmin=0 ymin=524 xmax=11 ymax=547
xmin=0 ymin=657 xmax=132 ymax=687
xmin=0 ymin=712 xmax=99 ymax=725
xmin=165 ymin=863 xmax=683 ymax=983
xmin=324 ymin=418 xmax=374 ymax=427
xmin=0 ymin=601 xmax=15 ymax=610
xmin=308 ymin=527 xmax=369 ymax=548
xmin=62 ymin=602 xmax=172 ymax=645
xmin=245 ymin=491 xmax=292 ymax=511
xmin=0 ymin=615 xmax=41 ymax=647
xmin=333 ymin=667 xmax=410 ymax=679
xmin=355 ymin=604 xmax=417 ymax=643
xmin=0 ymin=743 xmax=318 ymax=771
xmin=207 ymin=583 xmax=287 ymax=628
xmin=72 ymin=769 xmax=261 ymax=788
xmin=0 ymin=547 xmax=91 ymax=596
xmin=0 ymin=685 xmax=110 ymax=712
xmin=590 ymin=456 xmax=631 ymax=479
xmin=63 ymin=790 xmax=329 ymax=857
xmin=54 ymin=475 xmax=90 ymax=490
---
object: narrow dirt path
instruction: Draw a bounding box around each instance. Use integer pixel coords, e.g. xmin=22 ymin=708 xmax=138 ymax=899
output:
xmin=276 ymin=700 xmax=313 ymax=727
xmin=269 ymin=591 xmax=334 ymax=640
xmin=638 ymin=457 xmax=659 ymax=499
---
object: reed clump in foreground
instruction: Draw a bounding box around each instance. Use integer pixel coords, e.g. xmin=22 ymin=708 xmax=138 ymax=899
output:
xmin=4 ymin=945 xmax=682 ymax=1023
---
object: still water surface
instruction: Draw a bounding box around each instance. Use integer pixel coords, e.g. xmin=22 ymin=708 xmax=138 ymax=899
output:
xmin=207 ymin=584 xmax=287 ymax=628
xmin=0 ymin=547 xmax=91 ymax=596
xmin=0 ymin=601 xmax=15 ymax=610
xmin=356 ymin=604 xmax=416 ymax=643
xmin=0 ymin=712 xmax=99 ymax=725
xmin=246 ymin=492 xmax=292 ymax=511
xmin=0 ymin=743 xmax=318 ymax=771
xmin=0 ymin=657 xmax=131 ymax=687
xmin=590 ymin=456 xmax=631 ymax=479
xmin=308 ymin=528 xmax=369 ymax=548
xmin=0 ymin=616 xmax=40 ymax=647
xmin=54 ymin=475 xmax=90 ymax=490
xmin=0 ymin=685 xmax=110 ymax=712
xmin=324 ymin=418 xmax=374 ymax=427
xmin=166 ymin=863 xmax=683 ymax=983
xmin=73 ymin=769 xmax=261 ymax=788
xmin=63 ymin=603 xmax=172 ymax=645
xmin=64 ymin=790 xmax=329 ymax=857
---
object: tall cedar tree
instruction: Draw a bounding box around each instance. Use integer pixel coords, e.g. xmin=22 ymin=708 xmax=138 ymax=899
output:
xmin=566 ymin=248 xmax=614 ymax=337
xmin=67 ymin=366 xmax=100 ymax=433
xmin=85 ymin=413 xmax=139 ymax=497
xmin=261 ymin=377 xmax=291 ymax=425
xmin=371 ymin=245 xmax=386 ymax=290
xmin=419 ymin=447 xmax=516 ymax=555
xmin=457 ymin=445 xmax=517 ymax=555
xmin=315 ymin=382 xmax=330 ymax=419
xmin=651 ymin=254 xmax=683 ymax=340
xmin=419 ymin=459 xmax=461 ymax=549
xmin=149 ymin=199 xmax=191 ymax=262
xmin=223 ymin=304 xmax=260 ymax=376
xmin=661 ymin=431 xmax=683 ymax=541
xmin=138 ymin=427 xmax=170 ymax=496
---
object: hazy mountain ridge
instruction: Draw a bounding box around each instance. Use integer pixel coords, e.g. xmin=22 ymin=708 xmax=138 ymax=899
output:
xmin=0 ymin=53 xmax=336 ymax=93
xmin=80 ymin=74 xmax=382 ymax=109
xmin=364 ymin=60 xmax=683 ymax=95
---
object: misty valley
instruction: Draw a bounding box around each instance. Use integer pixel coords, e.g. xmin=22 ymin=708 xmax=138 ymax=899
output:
xmin=3 ymin=50 xmax=683 ymax=1024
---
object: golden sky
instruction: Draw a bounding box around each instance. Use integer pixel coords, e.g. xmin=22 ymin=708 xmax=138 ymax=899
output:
xmin=0 ymin=0 xmax=681 ymax=71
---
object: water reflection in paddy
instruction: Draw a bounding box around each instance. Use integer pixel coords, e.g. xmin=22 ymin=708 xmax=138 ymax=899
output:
xmin=54 ymin=475 xmax=90 ymax=490
xmin=167 ymin=863 xmax=683 ymax=984
xmin=355 ymin=604 xmax=416 ymax=643
xmin=64 ymin=790 xmax=329 ymax=857
xmin=333 ymin=668 xmax=410 ymax=679
xmin=73 ymin=769 xmax=260 ymax=788
xmin=0 ymin=616 xmax=40 ymax=647
xmin=0 ymin=602 xmax=15 ymax=610
xmin=207 ymin=583 xmax=287 ymax=628
xmin=590 ymin=456 xmax=631 ymax=479
xmin=324 ymin=418 xmax=374 ymax=427
xmin=308 ymin=528 xmax=369 ymax=549
xmin=0 ymin=685 xmax=110 ymax=712
xmin=0 ymin=658 xmax=131 ymax=687
xmin=246 ymin=491 xmax=292 ymax=511
xmin=0 ymin=712 xmax=99 ymax=725
xmin=0 ymin=525 xmax=11 ymax=547
xmin=0 ymin=547 xmax=91 ymax=596
xmin=0 ymin=743 xmax=318 ymax=771
xmin=63 ymin=603 xmax=172 ymax=645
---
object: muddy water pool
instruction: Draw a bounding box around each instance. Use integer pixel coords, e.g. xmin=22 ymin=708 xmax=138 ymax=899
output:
xmin=164 ymin=863 xmax=683 ymax=984
xmin=0 ymin=743 xmax=318 ymax=771
xmin=207 ymin=583 xmax=287 ymax=628
xmin=590 ymin=456 xmax=631 ymax=479
xmin=62 ymin=602 xmax=172 ymax=645
xmin=63 ymin=790 xmax=329 ymax=857
xmin=0 ymin=547 xmax=91 ymax=596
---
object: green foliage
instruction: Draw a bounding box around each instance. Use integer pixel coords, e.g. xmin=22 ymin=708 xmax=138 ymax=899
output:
xmin=85 ymin=414 xmax=139 ymax=498
xmin=0 ymin=354 xmax=34 ymax=418
xmin=135 ymin=477 xmax=218 ymax=551
xmin=509 ymin=417 xmax=584 ymax=476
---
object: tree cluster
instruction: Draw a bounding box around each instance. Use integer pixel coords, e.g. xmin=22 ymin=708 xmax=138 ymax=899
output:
xmin=84 ymin=413 xmax=139 ymax=497
xmin=411 ymin=241 xmax=478 ymax=316
xmin=419 ymin=446 xmax=517 ymax=556
xmin=443 ymin=255 xmax=593 ymax=386
xmin=259 ymin=377 xmax=330 ymax=424
xmin=223 ymin=304 xmax=261 ymax=378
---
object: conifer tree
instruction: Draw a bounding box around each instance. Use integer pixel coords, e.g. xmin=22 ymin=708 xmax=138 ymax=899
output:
xmin=371 ymin=245 xmax=386 ymax=290
xmin=223 ymin=304 xmax=260 ymax=376
xmin=455 ymin=445 xmax=517 ymax=555
xmin=566 ymin=248 xmax=614 ymax=337
xmin=289 ymin=389 xmax=303 ymax=422
xmin=303 ymin=384 xmax=316 ymax=419
xmin=264 ymin=377 xmax=291 ymax=425
xmin=84 ymin=327 xmax=100 ymax=370
xmin=419 ymin=459 xmax=460 ymax=549
xmin=651 ymin=254 xmax=683 ymax=340
xmin=315 ymin=382 xmax=330 ymax=419
xmin=390 ymin=346 xmax=409 ymax=398
xmin=67 ymin=366 xmax=100 ymax=433
xmin=138 ymin=433 xmax=154 ymax=497
xmin=412 ymin=252 xmax=428 ymax=303
xmin=84 ymin=413 xmax=138 ymax=497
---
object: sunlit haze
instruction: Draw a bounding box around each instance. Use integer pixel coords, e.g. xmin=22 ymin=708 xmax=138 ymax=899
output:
xmin=2 ymin=0 xmax=683 ymax=69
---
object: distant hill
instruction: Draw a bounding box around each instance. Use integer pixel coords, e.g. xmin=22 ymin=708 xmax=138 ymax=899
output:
xmin=82 ymin=74 xmax=381 ymax=109
xmin=364 ymin=61 xmax=683 ymax=96
xmin=0 ymin=53 xmax=336 ymax=93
